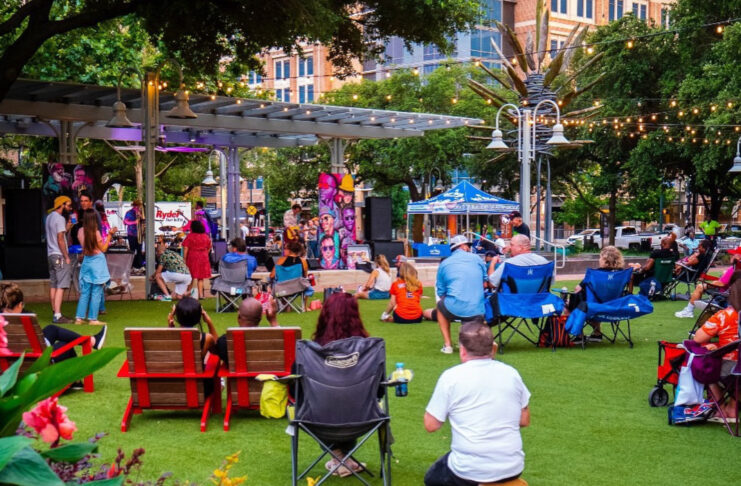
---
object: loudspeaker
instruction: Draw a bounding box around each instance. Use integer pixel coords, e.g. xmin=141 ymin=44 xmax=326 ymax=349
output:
xmin=364 ymin=197 xmax=392 ymax=241
xmin=307 ymin=258 xmax=321 ymax=270
xmin=5 ymin=189 xmax=44 ymax=245
xmin=371 ymin=240 xmax=404 ymax=266
xmin=1 ymin=244 xmax=49 ymax=279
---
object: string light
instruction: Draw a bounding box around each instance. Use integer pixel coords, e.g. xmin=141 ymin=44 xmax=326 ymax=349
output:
xmin=626 ymin=40 xmax=634 ymax=49
xmin=717 ymin=25 xmax=724 ymax=34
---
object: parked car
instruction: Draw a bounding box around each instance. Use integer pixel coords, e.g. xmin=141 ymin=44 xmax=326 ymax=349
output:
xmin=567 ymin=229 xmax=601 ymax=246
xmin=612 ymin=226 xmax=653 ymax=251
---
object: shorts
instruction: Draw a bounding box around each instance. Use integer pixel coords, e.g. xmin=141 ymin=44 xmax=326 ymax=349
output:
xmin=393 ymin=312 xmax=423 ymax=324
xmin=162 ymin=271 xmax=192 ymax=296
xmin=48 ymin=254 xmax=73 ymax=289
xmin=432 ymin=298 xmax=475 ymax=323
xmin=368 ymin=289 xmax=390 ymax=300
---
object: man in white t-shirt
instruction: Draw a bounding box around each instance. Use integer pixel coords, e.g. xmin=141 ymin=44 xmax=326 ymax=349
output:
xmin=45 ymin=195 xmax=75 ymax=324
xmin=488 ymin=234 xmax=549 ymax=289
xmin=424 ymin=319 xmax=530 ymax=485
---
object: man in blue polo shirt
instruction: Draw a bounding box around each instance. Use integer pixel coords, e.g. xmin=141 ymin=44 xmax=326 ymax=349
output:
xmin=434 ymin=235 xmax=488 ymax=354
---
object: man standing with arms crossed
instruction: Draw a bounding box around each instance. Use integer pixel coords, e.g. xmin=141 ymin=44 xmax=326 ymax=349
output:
xmin=424 ymin=320 xmax=531 ymax=486
xmin=45 ymin=196 xmax=74 ymax=324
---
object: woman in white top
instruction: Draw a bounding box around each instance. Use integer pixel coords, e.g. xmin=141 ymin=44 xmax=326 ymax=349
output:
xmin=355 ymin=254 xmax=392 ymax=300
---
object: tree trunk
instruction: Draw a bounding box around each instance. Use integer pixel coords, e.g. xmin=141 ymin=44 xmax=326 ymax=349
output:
xmin=608 ymin=190 xmax=617 ymax=246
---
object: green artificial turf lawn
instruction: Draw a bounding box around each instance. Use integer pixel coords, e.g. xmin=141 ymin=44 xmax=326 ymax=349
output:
xmin=23 ymin=284 xmax=741 ymax=485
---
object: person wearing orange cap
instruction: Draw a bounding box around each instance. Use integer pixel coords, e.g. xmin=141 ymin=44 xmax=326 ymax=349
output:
xmin=45 ymin=195 xmax=74 ymax=324
xmin=675 ymin=246 xmax=741 ymax=318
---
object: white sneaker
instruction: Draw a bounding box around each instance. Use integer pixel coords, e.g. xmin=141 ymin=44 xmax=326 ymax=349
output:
xmin=440 ymin=345 xmax=454 ymax=354
xmin=675 ymin=308 xmax=694 ymax=318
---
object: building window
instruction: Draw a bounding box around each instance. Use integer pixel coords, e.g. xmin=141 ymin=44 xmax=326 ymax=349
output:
xmin=632 ymin=2 xmax=647 ymax=20
xmin=385 ymin=37 xmax=404 ymax=65
xmin=256 ymin=177 xmax=264 ymax=189
xmin=577 ymin=0 xmax=593 ymax=19
xmin=549 ymin=39 xmax=565 ymax=59
xmin=248 ymin=71 xmax=262 ymax=84
xmin=661 ymin=7 xmax=670 ymax=28
xmin=551 ymin=0 xmax=567 ymax=14
xmin=609 ymin=0 xmax=624 ymax=21
xmin=423 ymin=64 xmax=439 ymax=75
xmin=275 ymin=59 xmax=290 ymax=80
xmin=471 ymin=29 xmax=500 ymax=59
xmin=298 ymin=57 xmax=313 ymax=77
xmin=298 ymin=85 xmax=315 ymax=103
xmin=479 ymin=0 xmax=502 ymax=24
xmin=275 ymin=88 xmax=290 ymax=102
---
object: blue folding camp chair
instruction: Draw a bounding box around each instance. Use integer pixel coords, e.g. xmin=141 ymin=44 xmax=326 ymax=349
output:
xmin=564 ymin=268 xmax=653 ymax=348
xmin=273 ymin=264 xmax=307 ymax=313
xmin=489 ymin=261 xmax=563 ymax=352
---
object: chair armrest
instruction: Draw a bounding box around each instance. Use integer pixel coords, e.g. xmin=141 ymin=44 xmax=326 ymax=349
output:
xmin=50 ymin=335 xmax=92 ymax=359
xmin=675 ymin=262 xmax=693 ymax=272
xmin=700 ymin=273 xmax=718 ymax=282
xmin=204 ymin=354 xmax=221 ymax=375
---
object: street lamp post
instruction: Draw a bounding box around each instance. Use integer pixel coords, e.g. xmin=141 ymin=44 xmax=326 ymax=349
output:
xmin=488 ymin=101 xmax=569 ymax=235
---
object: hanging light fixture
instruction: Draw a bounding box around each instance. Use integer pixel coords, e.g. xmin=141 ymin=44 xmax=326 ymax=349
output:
xmin=106 ymin=68 xmax=140 ymax=128
xmin=486 ymin=129 xmax=508 ymax=150
xmin=730 ymin=137 xmax=741 ymax=173
xmin=546 ymin=122 xmax=570 ymax=145
xmin=202 ymin=155 xmax=217 ymax=185
xmin=163 ymin=59 xmax=197 ymax=119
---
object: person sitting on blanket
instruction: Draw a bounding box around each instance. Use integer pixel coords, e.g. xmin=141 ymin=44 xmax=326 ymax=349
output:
xmin=0 ymin=282 xmax=107 ymax=368
xmin=692 ymin=271 xmax=741 ymax=421
xmin=675 ymin=246 xmax=741 ymax=319
xmin=567 ymin=245 xmax=627 ymax=344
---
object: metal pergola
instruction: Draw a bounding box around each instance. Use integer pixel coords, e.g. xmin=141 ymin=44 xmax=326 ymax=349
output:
xmin=0 ymin=78 xmax=483 ymax=290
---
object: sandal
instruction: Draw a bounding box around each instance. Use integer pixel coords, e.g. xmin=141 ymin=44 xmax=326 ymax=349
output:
xmin=325 ymin=459 xmax=353 ymax=478
xmin=88 ymin=320 xmax=106 ymax=326
xmin=75 ymin=319 xmax=85 ymax=325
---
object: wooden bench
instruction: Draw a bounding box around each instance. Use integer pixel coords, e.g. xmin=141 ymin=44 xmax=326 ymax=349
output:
xmin=117 ymin=328 xmax=221 ymax=432
xmin=219 ymin=327 xmax=301 ymax=431
xmin=0 ymin=313 xmax=93 ymax=393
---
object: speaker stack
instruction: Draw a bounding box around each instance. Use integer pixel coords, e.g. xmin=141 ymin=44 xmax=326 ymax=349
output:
xmin=364 ymin=197 xmax=404 ymax=265
xmin=1 ymin=188 xmax=49 ymax=279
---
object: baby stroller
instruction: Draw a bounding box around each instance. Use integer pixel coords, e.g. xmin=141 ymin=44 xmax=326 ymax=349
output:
xmin=648 ymin=340 xmax=687 ymax=407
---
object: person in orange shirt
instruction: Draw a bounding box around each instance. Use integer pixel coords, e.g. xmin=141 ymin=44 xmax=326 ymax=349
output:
xmin=693 ymin=270 xmax=741 ymax=420
xmin=381 ymin=262 xmax=435 ymax=324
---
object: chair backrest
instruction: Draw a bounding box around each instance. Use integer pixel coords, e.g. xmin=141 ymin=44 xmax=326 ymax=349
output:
xmin=499 ymin=261 xmax=555 ymax=294
xmin=218 ymin=259 xmax=249 ymax=285
xmin=212 ymin=241 xmax=228 ymax=262
xmin=275 ymin=263 xmax=303 ymax=282
xmin=653 ymin=257 xmax=676 ymax=284
xmin=0 ymin=313 xmax=46 ymax=355
xmin=294 ymin=337 xmax=387 ymax=425
xmin=582 ymin=268 xmax=633 ymax=304
xmin=225 ymin=327 xmax=302 ymax=406
xmin=107 ymin=252 xmax=134 ymax=284
xmin=123 ymin=328 xmax=205 ymax=407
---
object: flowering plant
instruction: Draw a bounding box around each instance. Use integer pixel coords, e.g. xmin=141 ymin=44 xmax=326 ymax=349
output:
xmin=22 ymin=396 xmax=77 ymax=446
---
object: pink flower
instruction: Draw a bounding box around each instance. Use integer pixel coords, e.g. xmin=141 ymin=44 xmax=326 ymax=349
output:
xmin=0 ymin=315 xmax=8 ymax=352
xmin=22 ymin=397 xmax=77 ymax=445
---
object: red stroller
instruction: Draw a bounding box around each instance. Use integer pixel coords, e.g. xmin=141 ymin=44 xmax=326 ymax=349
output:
xmin=649 ymin=340 xmax=687 ymax=407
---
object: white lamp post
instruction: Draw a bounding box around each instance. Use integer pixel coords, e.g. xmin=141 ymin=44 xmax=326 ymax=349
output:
xmin=488 ymin=100 xmax=570 ymax=228
xmin=729 ymin=136 xmax=741 ymax=173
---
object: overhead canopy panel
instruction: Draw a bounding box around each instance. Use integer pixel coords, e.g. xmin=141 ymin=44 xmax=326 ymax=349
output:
xmin=407 ymin=181 xmax=518 ymax=215
xmin=0 ymin=79 xmax=483 ymax=148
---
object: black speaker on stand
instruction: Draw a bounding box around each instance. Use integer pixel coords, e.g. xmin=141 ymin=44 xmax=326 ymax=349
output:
xmin=364 ymin=197 xmax=392 ymax=241
xmin=1 ymin=188 xmax=49 ymax=279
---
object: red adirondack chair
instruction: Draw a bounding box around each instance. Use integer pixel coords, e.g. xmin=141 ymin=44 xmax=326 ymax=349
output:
xmin=219 ymin=327 xmax=301 ymax=431
xmin=117 ymin=328 xmax=221 ymax=432
xmin=0 ymin=313 xmax=93 ymax=393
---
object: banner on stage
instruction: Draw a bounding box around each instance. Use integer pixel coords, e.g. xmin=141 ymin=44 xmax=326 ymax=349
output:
xmin=318 ymin=173 xmax=357 ymax=269
xmin=42 ymin=163 xmax=95 ymax=212
xmin=105 ymin=202 xmax=191 ymax=235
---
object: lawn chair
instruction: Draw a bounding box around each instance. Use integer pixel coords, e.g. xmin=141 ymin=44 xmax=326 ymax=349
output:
xmin=689 ymin=286 xmax=728 ymax=338
xmin=666 ymin=247 xmax=720 ymax=300
xmin=289 ymin=337 xmax=392 ymax=486
xmin=564 ymin=268 xmax=652 ymax=349
xmin=211 ymin=259 xmax=253 ymax=313
xmin=273 ymin=264 xmax=308 ymax=313
xmin=489 ymin=261 xmax=563 ymax=352
xmin=0 ymin=313 xmax=94 ymax=393
xmin=220 ymin=327 xmax=302 ymax=431
xmin=648 ymin=256 xmax=676 ymax=301
xmin=117 ymin=328 xmax=221 ymax=432
xmin=106 ymin=251 xmax=135 ymax=300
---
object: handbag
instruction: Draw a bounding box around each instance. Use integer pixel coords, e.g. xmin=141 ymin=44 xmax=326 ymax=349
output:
xmin=683 ymin=340 xmax=723 ymax=385
xmin=674 ymin=353 xmax=705 ymax=406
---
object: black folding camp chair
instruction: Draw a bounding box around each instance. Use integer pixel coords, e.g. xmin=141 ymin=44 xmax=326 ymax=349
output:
xmin=667 ymin=247 xmax=720 ymax=300
xmin=289 ymin=337 xmax=392 ymax=486
xmin=210 ymin=259 xmax=253 ymax=313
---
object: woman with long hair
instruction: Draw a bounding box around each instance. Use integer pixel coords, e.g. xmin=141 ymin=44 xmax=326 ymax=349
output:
xmin=693 ymin=271 xmax=741 ymax=420
xmin=382 ymin=262 xmax=435 ymax=323
xmin=311 ymin=291 xmax=370 ymax=476
xmin=313 ymin=292 xmax=369 ymax=346
xmin=75 ymin=209 xmax=116 ymax=325
xmin=355 ymin=254 xmax=392 ymax=300
xmin=182 ymin=219 xmax=212 ymax=299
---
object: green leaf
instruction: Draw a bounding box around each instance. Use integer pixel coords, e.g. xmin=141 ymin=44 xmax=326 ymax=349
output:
xmin=0 ymin=436 xmax=32 ymax=471
xmin=23 ymin=346 xmax=54 ymax=376
xmin=0 ymin=446 xmax=63 ymax=486
xmin=0 ymin=348 xmax=123 ymax=437
xmin=41 ymin=442 xmax=98 ymax=463
xmin=81 ymin=478 xmax=125 ymax=486
xmin=0 ymin=354 xmax=23 ymax=397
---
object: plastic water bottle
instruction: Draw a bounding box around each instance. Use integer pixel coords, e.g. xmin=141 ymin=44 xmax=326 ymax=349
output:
xmin=393 ymin=363 xmax=408 ymax=397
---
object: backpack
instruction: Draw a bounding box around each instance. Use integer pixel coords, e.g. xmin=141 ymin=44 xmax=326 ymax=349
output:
xmin=538 ymin=315 xmax=572 ymax=348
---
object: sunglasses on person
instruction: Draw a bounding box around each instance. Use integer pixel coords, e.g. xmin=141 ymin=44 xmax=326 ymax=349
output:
xmin=321 ymin=215 xmax=332 ymax=221
xmin=321 ymin=245 xmax=335 ymax=252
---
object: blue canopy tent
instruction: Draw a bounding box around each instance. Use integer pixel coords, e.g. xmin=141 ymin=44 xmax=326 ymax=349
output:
xmin=406 ymin=181 xmax=518 ymax=255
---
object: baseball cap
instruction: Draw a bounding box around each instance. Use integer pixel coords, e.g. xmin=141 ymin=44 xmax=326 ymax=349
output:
xmin=450 ymin=234 xmax=471 ymax=250
xmin=509 ymin=211 xmax=521 ymax=219
xmin=51 ymin=195 xmax=71 ymax=212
